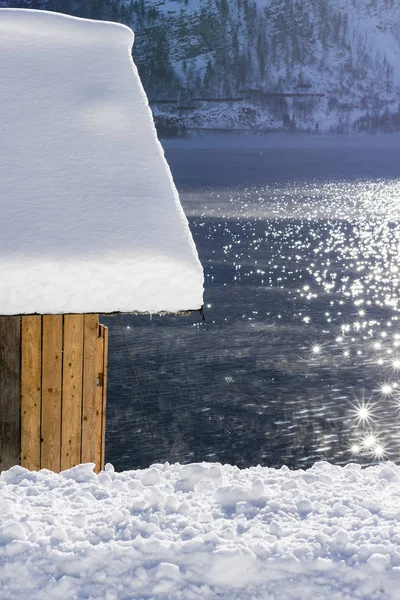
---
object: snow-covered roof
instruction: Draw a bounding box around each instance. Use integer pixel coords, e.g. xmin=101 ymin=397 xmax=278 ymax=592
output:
xmin=0 ymin=9 xmax=203 ymax=315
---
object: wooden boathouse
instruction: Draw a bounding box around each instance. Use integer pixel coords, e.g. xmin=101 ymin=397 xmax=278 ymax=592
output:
xmin=0 ymin=9 xmax=203 ymax=474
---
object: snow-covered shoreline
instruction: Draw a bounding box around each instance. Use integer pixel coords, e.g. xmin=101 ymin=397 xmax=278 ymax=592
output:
xmin=2 ymin=460 xmax=400 ymax=599
xmin=161 ymin=131 xmax=400 ymax=151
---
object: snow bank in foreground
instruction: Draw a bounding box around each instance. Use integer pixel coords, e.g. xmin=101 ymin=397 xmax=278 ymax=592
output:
xmin=1 ymin=462 xmax=400 ymax=599
xmin=0 ymin=10 xmax=203 ymax=315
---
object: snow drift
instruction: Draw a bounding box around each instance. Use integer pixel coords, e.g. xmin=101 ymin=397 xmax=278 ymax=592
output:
xmin=1 ymin=461 xmax=400 ymax=599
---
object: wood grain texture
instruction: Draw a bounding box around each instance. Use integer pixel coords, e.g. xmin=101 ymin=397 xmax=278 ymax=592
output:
xmin=81 ymin=315 xmax=99 ymax=464
xmin=95 ymin=325 xmax=105 ymax=473
xmin=61 ymin=315 xmax=84 ymax=471
xmin=21 ymin=316 xmax=42 ymax=470
xmin=101 ymin=325 xmax=109 ymax=472
xmin=0 ymin=317 xmax=21 ymax=471
xmin=41 ymin=315 xmax=63 ymax=472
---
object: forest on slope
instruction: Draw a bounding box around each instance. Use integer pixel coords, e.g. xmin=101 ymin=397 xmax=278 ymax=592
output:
xmin=2 ymin=0 xmax=400 ymax=133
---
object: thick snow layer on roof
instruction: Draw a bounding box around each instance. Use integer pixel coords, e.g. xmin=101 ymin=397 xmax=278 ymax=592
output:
xmin=1 ymin=461 xmax=400 ymax=599
xmin=0 ymin=9 xmax=203 ymax=315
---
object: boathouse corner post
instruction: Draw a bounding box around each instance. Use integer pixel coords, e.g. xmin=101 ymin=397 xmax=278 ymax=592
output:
xmin=0 ymin=316 xmax=21 ymax=472
xmin=0 ymin=314 xmax=108 ymax=474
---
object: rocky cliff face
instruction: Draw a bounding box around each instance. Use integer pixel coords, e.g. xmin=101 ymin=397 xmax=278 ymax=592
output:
xmin=2 ymin=0 xmax=400 ymax=133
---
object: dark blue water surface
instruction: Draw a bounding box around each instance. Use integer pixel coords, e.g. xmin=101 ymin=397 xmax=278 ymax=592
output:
xmin=103 ymin=135 xmax=400 ymax=471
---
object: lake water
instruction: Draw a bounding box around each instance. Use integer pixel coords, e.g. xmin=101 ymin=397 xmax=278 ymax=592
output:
xmin=102 ymin=135 xmax=400 ymax=471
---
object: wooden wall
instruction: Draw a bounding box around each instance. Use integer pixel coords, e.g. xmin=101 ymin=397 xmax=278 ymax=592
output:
xmin=0 ymin=314 xmax=108 ymax=473
xmin=0 ymin=317 xmax=21 ymax=471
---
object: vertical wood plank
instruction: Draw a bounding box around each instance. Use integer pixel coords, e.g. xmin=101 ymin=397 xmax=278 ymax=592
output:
xmin=61 ymin=315 xmax=84 ymax=471
xmin=41 ymin=315 xmax=63 ymax=472
xmin=0 ymin=317 xmax=21 ymax=471
xmin=95 ymin=326 xmax=104 ymax=473
xmin=21 ymin=316 xmax=42 ymax=470
xmin=101 ymin=325 xmax=109 ymax=472
xmin=81 ymin=314 xmax=99 ymax=464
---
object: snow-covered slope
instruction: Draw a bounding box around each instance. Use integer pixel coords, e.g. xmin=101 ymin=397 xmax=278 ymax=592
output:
xmin=0 ymin=9 xmax=203 ymax=315
xmin=1 ymin=0 xmax=400 ymax=133
xmin=145 ymin=0 xmax=400 ymax=132
xmin=2 ymin=461 xmax=400 ymax=599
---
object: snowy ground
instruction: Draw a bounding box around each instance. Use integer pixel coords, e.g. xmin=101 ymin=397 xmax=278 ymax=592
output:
xmin=1 ymin=461 xmax=400 ymax=599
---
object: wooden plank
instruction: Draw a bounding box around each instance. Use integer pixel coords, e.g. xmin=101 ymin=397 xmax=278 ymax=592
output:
xmin=101 ymin=325 xmax=109 ymax=472
xmin=94 ymin=325 xmax=105 ymax=473
xmin=61 ymin=315 xmax=84 ymax=471
xmin=0 ymin=317 xmax=21 ymax=471
xmin=81 ymin=314 xmax=99 ymax=464
xmin=21 ymin=316 xmax=42 ymax=471
xmin=41 ymin=315 xmax=63 ymax=472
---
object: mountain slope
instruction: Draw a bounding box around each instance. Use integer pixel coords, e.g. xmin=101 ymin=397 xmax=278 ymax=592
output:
xmin=2 ymin=0 xmax=400 ymax=132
